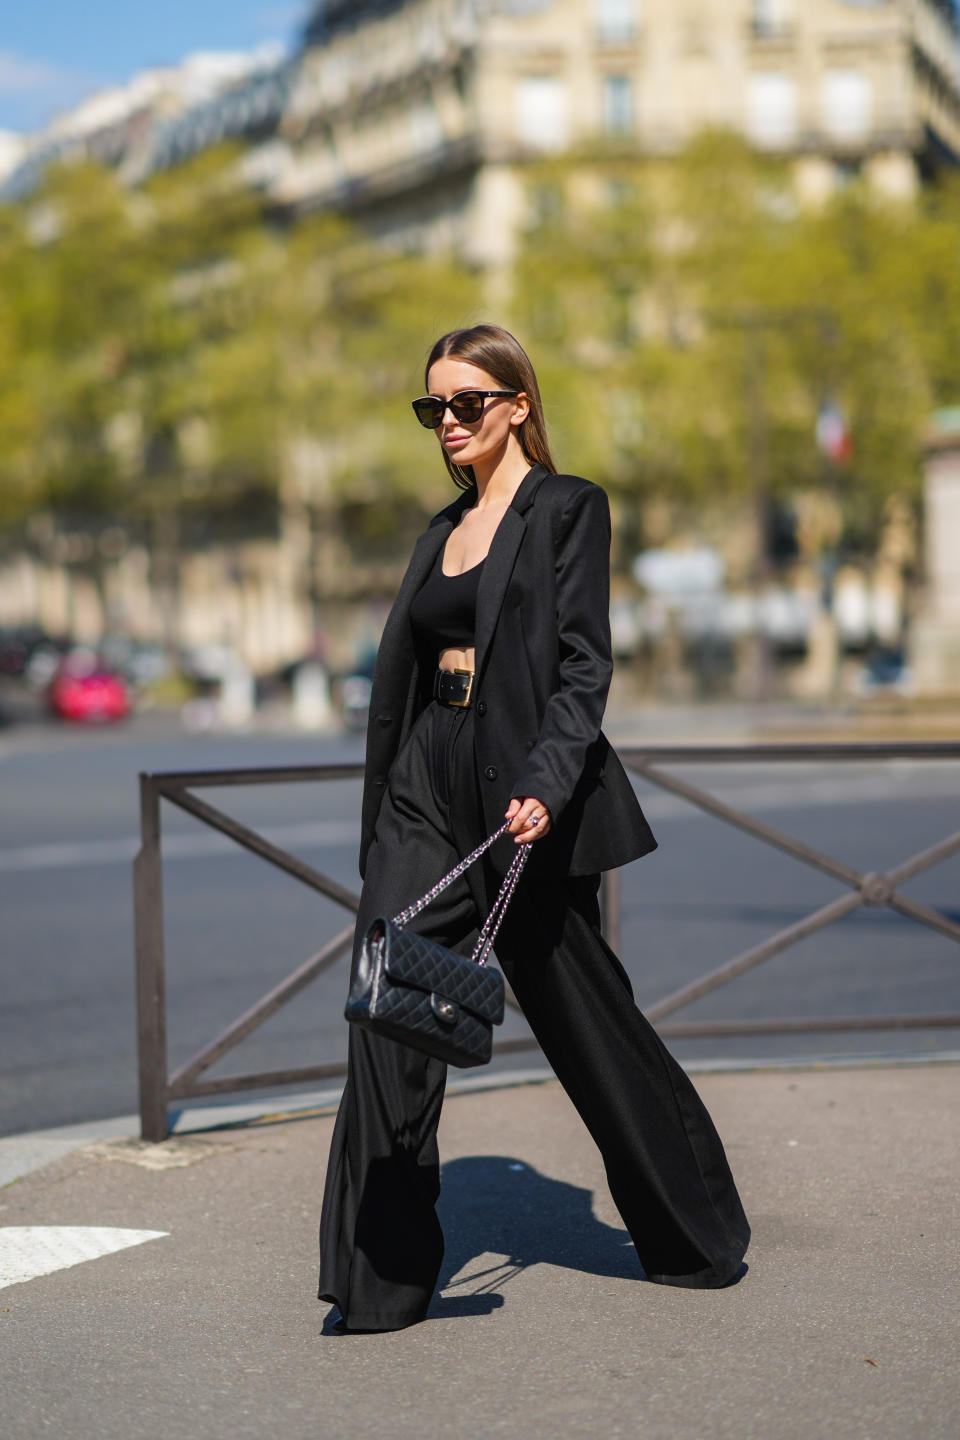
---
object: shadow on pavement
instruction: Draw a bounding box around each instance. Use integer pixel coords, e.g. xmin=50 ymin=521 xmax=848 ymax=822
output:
xmin=433 ymin=1153 xmax=641 ymax=1317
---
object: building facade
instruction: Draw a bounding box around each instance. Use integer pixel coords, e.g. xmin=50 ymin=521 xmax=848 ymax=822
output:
xmin=277 ymin=0 xmax=960 ymax=257
xmin=0 ymin=47 xmax=288 ymax=201
xmin=7 ymin=4 xmax=958 ymax=231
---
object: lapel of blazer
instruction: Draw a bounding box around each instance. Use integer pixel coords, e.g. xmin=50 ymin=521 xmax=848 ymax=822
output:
xmin=473 ymin=463 xmax=552 ymax=682
xmin=380 ymin=525 xmax=447 ymax=671
xmin=378 ymin=486 xmax=475 ymax=666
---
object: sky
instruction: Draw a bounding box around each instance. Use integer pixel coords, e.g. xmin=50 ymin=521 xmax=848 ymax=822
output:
xmin=0 ymin=1 xmax=313 ymax=133
xmin=4 ymin=2 xmax=960 ymax=134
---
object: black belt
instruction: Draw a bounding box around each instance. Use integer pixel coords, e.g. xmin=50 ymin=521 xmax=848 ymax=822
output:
xmin=434 ymin=668 xmax=474 ymax=708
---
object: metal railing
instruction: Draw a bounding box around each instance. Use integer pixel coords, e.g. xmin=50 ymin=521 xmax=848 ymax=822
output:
xmin=135 ymin=742 xmax=960 ymax=1140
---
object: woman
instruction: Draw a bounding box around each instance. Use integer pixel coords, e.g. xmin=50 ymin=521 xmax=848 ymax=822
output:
xmin=319 ymin=324 xmax=749 ymax=1332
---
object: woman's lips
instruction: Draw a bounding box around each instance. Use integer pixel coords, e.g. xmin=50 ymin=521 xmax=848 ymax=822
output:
xmin=443 ymin=435 xmax=471 ymax=450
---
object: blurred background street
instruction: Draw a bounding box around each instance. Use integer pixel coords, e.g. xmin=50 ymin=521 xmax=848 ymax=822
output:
xmin=2 ymin=1 xmax=960 ymax=1140
xmin=1 ymin=707 xmax=957 ymax=1136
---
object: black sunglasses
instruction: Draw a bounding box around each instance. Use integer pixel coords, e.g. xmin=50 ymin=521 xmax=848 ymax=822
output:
xmin=411 ymin=389 xmax=517 ymax=429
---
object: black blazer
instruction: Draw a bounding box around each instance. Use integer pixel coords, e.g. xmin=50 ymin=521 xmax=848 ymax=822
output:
xmin=359 ymin=463 xmax=657 ymax=879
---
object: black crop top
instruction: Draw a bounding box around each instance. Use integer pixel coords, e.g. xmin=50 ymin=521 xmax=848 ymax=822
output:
xmin=409 ymin=548 xmax=484 ymax=653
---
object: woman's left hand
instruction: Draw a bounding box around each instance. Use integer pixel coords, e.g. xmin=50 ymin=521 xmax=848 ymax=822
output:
xmin=505 ymin=796 xmax=553 ymax=844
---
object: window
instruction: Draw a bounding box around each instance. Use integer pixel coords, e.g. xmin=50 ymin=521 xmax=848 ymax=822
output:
xmin=603 ymin=74 xmax=634 ymax=134
xmin=752 ymin=0 xmax=791 ymax=34
xmin=822 ymin=70 xmax=872 ymax=142
xmin=529 ymin=181 xmax=564 ymax=226
xmin=746 ymin=72 xmax=797 ymax=146
xmin=606 ymin=177 xmax=635 ymax=207
xmin=610 ymin=285 xmax=634 ymax=347
xmin=595 ymin=0 xmax=637 ymax=43
xmin=516 ymin=76 xmax=569 ymax=150
xmin=834 ymin=158 xmax=863 ymax=189
xmin=408 ymin=101 xmax=442 ymax=152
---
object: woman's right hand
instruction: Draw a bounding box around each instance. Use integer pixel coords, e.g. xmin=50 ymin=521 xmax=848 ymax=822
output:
xmin=505 ymin=796 xmax=552 ymax=844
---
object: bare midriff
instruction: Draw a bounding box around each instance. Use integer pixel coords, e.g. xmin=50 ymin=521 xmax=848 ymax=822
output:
xmin=439 ymin=645 xmax=475 ymax=674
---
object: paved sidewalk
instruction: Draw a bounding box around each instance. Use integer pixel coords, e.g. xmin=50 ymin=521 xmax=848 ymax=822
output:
xmin=3 ymin=1065 xmax=958 ymax=1440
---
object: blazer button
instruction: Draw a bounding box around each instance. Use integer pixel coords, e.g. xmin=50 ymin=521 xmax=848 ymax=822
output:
xmin=477 ymin=701 xmax=487 ymax=717
xmin=484 ymin=766 xmax=498 ymax=781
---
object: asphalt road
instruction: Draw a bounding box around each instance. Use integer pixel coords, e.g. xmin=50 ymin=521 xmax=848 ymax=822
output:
xmin=1 ymin=713 xmax=958 ymax=1136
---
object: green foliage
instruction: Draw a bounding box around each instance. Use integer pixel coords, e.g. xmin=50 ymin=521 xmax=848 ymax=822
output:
xmin=0 ymin=150 xmax=473 ymax=540
xmin=1 ymin=131 xmax=959 ymax=559
xmin=512 ymin=132 xmax=960 ymax=545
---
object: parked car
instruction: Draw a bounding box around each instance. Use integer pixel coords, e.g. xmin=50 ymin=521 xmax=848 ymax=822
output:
xmin=47 ymin=649 xmax=132 ymax=723
xmin=856 ymin=646 xmax=913 ymax=698
xmin=334 ymin=672 xmax=373 ymax=730
xmin=0 ymin=625 xmax=71 ymax=684
xmin=99 ymin=636 xmax=171 ymax=690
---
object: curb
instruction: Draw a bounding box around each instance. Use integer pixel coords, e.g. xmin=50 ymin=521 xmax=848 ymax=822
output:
xmin=3 ymin=1050 xmax=958 ymax=1192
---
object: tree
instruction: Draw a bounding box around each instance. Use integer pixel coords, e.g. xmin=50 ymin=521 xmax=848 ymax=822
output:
xmin=510 ymin=133 xmax=960 ymax=561
xmin=0 ymin=145 xmax=476 ymax=646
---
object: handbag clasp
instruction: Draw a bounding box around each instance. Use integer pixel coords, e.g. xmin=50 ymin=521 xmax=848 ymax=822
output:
xmin=431 ymin=994 xmax=459 ymax=1025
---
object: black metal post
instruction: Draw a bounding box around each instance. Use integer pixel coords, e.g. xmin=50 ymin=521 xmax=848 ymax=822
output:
xmin=600 ymin=868 xmax=621 ymax=954
xmin=134 ymin=774 xmax=169 ymax=1142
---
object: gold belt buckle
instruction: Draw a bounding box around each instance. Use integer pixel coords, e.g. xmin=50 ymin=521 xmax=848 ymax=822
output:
xmin=449 ymin=668 xmax=474 ymax=708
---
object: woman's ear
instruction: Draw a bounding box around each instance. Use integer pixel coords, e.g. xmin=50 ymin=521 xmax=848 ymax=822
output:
xmin=510 ymin=392 xmax=531 ymax=427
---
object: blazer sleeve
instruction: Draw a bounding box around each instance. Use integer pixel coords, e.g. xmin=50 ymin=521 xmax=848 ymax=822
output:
xmin=508 ymin=482 xmax=613 ymax=823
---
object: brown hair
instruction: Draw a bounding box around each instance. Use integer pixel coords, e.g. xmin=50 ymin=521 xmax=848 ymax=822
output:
xmin=424 ymin=324 xmax=556 ymax=490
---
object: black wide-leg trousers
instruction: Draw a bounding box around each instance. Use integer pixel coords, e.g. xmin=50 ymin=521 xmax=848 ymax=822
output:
xmin=319 ymin=701 xmax=750 ymax=1330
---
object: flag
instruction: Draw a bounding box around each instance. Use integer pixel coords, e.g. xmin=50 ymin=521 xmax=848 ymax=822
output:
xmin=816 ymin=399 xmax=853 ymax=464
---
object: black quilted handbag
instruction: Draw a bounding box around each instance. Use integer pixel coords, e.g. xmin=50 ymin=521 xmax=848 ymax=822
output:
xmin=345 ymin=822 xmax=529 ymax=1068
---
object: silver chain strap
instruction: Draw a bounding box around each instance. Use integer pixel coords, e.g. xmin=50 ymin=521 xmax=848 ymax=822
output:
xmin=391 ymin=820 xmax=530 ymax=967
xmin=469 ymin=843 xmax=529 ymax=967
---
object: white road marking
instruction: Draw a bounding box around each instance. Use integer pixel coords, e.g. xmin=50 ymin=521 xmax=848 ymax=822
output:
xmin=0 ymin=819 xmax=360 ymax=873
xmin=0 ymin=773 xmax=956 ymax=875
xmin=0 ymin=1226 xmax=168 ymax=1290
xmin=636 ymin=772 xmax=960 ymax=822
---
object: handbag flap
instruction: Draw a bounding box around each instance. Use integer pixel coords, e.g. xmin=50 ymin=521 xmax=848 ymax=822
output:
xmin=373 ymin=920 xmax=505 ymax=1025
